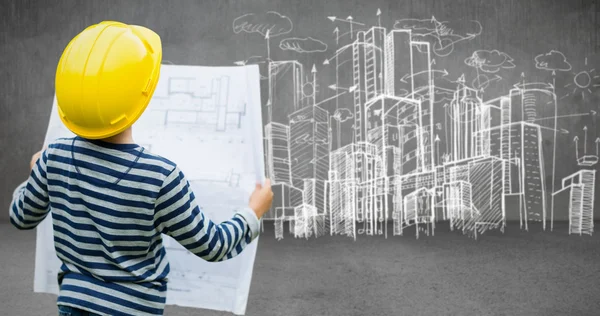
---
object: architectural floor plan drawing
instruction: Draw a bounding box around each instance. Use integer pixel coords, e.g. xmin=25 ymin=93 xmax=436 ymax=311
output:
xmin=33 ymin=64 xmax=264 ymax=315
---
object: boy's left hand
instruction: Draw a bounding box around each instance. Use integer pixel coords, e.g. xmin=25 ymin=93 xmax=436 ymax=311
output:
xmin=29 ymin=147 xmax=45 ymax=172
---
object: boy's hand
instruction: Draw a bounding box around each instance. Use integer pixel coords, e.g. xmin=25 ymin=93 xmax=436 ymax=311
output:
xmin=248 ymin=179 xmax=274 ymax=219
xmin=29 ymin=147 xmax=45 ymax=172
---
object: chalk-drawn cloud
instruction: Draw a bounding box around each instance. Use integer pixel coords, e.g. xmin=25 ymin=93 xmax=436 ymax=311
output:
xmin=394 ymin=18 xmax=434 ymax=33
xmin=233 ymin=11 xmax=293 ymax=37
xmin=535 ymin=50 xmax=572 ymax=72
xmin=279 ymin=37 xmax=328 ymax=53
xmin=332 ymin=108 xmax=353 ymax=123
xmin=464 ymin=50 xmax=515 ymax=73
xmin=393 ymin=16 xmax=482 ymax=57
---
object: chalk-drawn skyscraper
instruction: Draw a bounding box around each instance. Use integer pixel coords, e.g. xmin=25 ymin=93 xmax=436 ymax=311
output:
xmin=267 ymin=61 xmax=304 ymax=124
xmin=397 ymin=98 xmax=423 ymax=174
xmin=353 ymin=27 xmax=386 ymax=145
xmin=265 ymin=60 xmax=304 ymax=185
xmin=329 ymin=145 xmax=358 ymax=238
xmin=264 ymin=122 xmax=292 ymax=185
xmin=289 ymin=105 xmax=330 ymax=216
xmin=384 ymin=29 xmax=414 ymax=96
xmin=448 ymin=77 xmax=485 ymax=162
xmin=410 ymin=41 xmax=434 ymax=172
xmin=504 ymin=122 xmax=547 ymax=229
xmin=365 ymin=95 xmax=407 ymax=236
xmin=332 ymin=38 xmax=356 ymax=150
xmin=508 ymin=83 xmax=557 ymax=228
xmin=264 ymin=61 xmax=306 ymax=223
xmin=552 ymin=169 xmax=595 ymax=235
xmin=352 ymin=33 xmax=367 ymax=145
xmin=363 ymin=27 xmax=386 ymax=101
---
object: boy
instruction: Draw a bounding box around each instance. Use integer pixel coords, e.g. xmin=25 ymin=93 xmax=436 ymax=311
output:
xmin=9 ymin=21 xmax=273 ymax=316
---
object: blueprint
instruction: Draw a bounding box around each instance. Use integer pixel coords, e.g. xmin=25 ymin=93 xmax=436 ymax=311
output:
xmin=33 ymin=64 xmax=264 ymax=315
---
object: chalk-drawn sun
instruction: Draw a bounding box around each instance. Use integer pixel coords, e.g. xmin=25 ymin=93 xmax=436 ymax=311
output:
xmin=564 ymin=58 xmax=600 ymax=100
xmin=302 ymin=82 xmax=315 ymax=97
xmin=301 ymin=76 xmax=320 ymax=103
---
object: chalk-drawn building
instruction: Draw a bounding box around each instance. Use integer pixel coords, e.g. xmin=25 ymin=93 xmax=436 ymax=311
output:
xmin=289 ymin=105 xmax=329 ymax=186
xmin=504 ymin=122 xmax=547 ymax=229
xmin=267 ymin=61 xmax=305 ymax=124
xmin=552 ymin=170 xmax=596 ymax=236
xmin=328 ymin=170 xmax=357 ymax=239
xmin=447 ymin=78 xmax=486 ymax=162
xmin=466 ymin=156 xmax=506 ymax=234
xmin=403 ymin=187 xmax=435 ymax=238
xmin=271 ymin=183 xmax=304 ymax=239
xmin=264 ymin=122 xmax=292 ymax=185
xmin=508 ymin=83 xmax=558 ymax=224
xmin=409 ymin=41 xmax=434 ymax=172
xmin=328 ymin=142 xmax=381 ymax=236
xmin=397 ymin=98 xmax=423 ymax=174
xmin=384 ymin=29 xmax=413 ymax=96
xmin=443 ymin=180 xmax=472 ymax=232
xmin=360 ymin=27 xmax=386 ymax=101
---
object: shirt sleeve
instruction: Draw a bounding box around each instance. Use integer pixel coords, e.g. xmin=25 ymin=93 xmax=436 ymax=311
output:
xmin=153 ymin=166 xmax=260 ymax=262
xmin=10 ymin=149 xmax=51 ymax=230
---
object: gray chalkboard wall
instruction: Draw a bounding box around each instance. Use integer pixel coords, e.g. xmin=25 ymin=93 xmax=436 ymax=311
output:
xmin=1 ymin=0 xmax=599 ymax=238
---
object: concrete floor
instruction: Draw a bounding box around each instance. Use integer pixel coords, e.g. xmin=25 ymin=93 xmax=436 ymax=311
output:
xmin=1 ymin=221 xmax=599 ymax=316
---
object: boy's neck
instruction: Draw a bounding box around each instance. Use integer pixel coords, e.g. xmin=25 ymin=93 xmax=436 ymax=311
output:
xmin=101 ymin=128 xmax=135 ymax=144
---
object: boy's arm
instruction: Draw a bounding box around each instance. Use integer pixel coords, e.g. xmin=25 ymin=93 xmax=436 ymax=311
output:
xmin=153 ymin=167 xmax=260 ymax=262
xmin=10 ymin=149 xmax=51 ymax=230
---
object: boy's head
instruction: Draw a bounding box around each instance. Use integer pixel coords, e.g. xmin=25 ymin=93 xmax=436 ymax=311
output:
xmin=55 ymin=21 xmax=162 ymax=140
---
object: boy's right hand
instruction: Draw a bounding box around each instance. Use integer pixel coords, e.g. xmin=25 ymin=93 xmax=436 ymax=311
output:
xmin=248 ymin=179 xmax=274 ymax=219
xmin=29 ymin=146 xmax=47 ymax=172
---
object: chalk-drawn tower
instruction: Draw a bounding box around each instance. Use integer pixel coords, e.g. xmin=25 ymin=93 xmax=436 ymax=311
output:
xmin=264 ymin=122 xmax=292 ymax=185
xmin=504 ymin=122 xmax=547 ymax=229
xmin=508 ymin=82 xmax=557 ymax=227
xmin=448 ymin=76 xmax=484 ymax=162
xmin=384 ymin=29 xmax=414 ymax=96
xmin=267 ymin=61 xmax=305 ymax=124
xmin=289 ymin=105 xmax=330 ymax=217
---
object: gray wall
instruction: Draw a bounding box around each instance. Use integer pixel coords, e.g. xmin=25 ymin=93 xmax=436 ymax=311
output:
xmin=1 ymin=0 xmax=599 ymax=223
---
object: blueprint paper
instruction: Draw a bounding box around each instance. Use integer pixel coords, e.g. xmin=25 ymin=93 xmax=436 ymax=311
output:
xmin=33 ymin=64 xmax=264 ymax=315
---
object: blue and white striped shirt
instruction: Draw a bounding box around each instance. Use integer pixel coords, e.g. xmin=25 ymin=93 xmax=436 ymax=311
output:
xmin=9 ymin=137 xmax=260 ymax=315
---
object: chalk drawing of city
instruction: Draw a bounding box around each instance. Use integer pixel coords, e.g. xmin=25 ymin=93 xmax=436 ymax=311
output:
xmin=232 ymin=11 xmax=599 ymax=240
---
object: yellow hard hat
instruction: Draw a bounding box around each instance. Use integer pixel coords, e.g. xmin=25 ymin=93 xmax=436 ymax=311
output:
xmin=55 ymin=21 xmax=162 ymax=139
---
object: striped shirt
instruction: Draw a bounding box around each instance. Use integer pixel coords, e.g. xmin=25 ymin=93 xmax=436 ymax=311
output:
xmin=9 ymin=136 xmax=260 ymax=316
